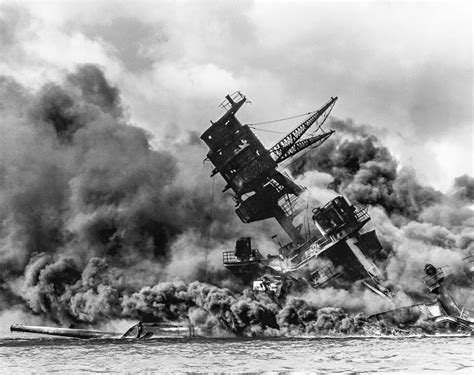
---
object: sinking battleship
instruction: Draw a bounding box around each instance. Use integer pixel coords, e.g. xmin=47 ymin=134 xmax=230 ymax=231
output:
xmin=201 ymin=92 xmax=389 ymax=299
xmin=200 ymin=91 xmax=473 ymax=332
xmin=10 ymin=92 xmax=472 ymax=339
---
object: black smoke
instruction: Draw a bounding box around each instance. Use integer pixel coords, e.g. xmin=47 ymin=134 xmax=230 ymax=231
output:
xmin=288 ymin=117 xmax=472 ymax=317
xmin=0 ymin=65 xmax=254 ymax=322
xmin=290 ymin=118 xmax=442 ymax=220
xmin=0 ymin=66 xmax=472 ymax=336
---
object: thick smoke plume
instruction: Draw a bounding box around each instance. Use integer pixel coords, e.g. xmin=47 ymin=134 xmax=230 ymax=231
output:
xmin=291 ymin=119 xmax=443 ymax=221
xmin=0 ymin=65 xmax=250 ymax=318
xmin=289 ymin=118 xmax=473 ymax=315
xmin=1 ymin=66 xmax=472 ymax=336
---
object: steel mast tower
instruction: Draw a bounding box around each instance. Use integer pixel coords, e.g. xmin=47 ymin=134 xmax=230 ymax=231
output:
xmin=201 ymin=92 xmax=337 ymax=244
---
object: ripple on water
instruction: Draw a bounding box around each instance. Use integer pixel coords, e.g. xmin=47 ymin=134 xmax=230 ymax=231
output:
xmin=0 ymin=336 xmax=472 ymax=373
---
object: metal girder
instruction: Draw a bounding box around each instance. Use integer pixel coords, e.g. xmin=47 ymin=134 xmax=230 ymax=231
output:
xmin=276 ymin=130 xmax=335 ymax=163
xmin=269 ymin=97 xmax=337 ymax=163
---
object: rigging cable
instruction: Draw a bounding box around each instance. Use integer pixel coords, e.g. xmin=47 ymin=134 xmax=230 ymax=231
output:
xmin=248 ymin=127 xmax=289 ymax=135
xmin=203 ymin=175 xmax=216 ymax=284
xmin=245 ymin=110 xmax=316 ymax=127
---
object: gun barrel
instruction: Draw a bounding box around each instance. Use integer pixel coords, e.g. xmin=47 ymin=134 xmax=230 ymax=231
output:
xmin=10 ymin=324 xmax=119 ymax=339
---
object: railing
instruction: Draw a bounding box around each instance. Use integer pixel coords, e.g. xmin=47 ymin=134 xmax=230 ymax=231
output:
xmin=290 ymin=235 xmax=334 ymax=266
xmin=314 ymin=235 xmax=332 ymax=249
xmin=222 ymin=251 xmax=260 ymax=265
xmin=422 ymin=268 xmax=446 ymax=292
xmin=287 ymin=206 xmax=371 ymax=270
xmin=463 ymin=253 xmax=474 ymax=269
xmin=354 ymin=207 xmax=370 ymax=224
xmin=219 ymin=92 xmax=246 ymax=111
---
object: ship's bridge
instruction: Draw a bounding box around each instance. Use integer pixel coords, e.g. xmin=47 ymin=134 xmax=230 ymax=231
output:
xmin=312 ymin=196 xmax=369 ymax=237
xmin=287 ymin=196 xmax=370 ymax=270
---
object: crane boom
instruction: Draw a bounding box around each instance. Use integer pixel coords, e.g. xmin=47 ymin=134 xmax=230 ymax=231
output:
xmin=269 ymin=97 xmax=337 ymax=163
xmin=277 ymin=130 xmax=335 ymax=163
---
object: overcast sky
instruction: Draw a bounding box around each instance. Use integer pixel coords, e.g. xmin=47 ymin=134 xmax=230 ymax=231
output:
xmin=1 ymin=0 xmax=472 ymax=191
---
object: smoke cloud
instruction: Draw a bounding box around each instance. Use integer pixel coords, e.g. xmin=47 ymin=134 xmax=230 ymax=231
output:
xmin=0 ymin=65 xmax=472 ymax=337
xmin=290 ymin=119 xmax=443 ymax=221
xmin=288 ymin=120 xmax=473 ymax=317
xmin=0 ymin=65 xmax=244 ymax=319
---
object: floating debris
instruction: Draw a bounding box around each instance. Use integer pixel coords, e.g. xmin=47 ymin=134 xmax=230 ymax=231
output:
xmin=10 ymin=321 xmax=196 ymax=340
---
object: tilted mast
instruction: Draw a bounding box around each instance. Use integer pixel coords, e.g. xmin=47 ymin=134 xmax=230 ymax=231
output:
xmin=201 ymin=92 xmax=336 ymax=244
xmin=201 ymin=93 xmax=392 ymax=298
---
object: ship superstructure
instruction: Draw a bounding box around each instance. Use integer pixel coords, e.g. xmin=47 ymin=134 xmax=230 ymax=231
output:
xmin=201 ymin=92 xmax=390 ymax=298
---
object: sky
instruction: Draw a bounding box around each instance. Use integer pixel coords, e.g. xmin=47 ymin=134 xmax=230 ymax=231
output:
xmin=0 ymin=0 xmax=472 ymax=191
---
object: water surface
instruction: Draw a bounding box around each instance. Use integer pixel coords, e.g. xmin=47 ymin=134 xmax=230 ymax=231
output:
xmin=1 ymin=336 xmax=472 ymax=373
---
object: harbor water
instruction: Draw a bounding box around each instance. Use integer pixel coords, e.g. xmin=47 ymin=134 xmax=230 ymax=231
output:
xmin=1 ymin=336 xmax=472 ymax=373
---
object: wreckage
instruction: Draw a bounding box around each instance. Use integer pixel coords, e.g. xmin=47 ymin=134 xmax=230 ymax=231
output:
xmin=201 ymin=92 xmax=389 ymax=298
xmin=200 ymin=92 xmax=473 ymax=332
xmin=11 ymin=92 xmax=472 ymax=339
xmin=10 ymin=321 xmax=196 ymax=340
xmin=370 ymin=262 xmax=473 ymax=332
